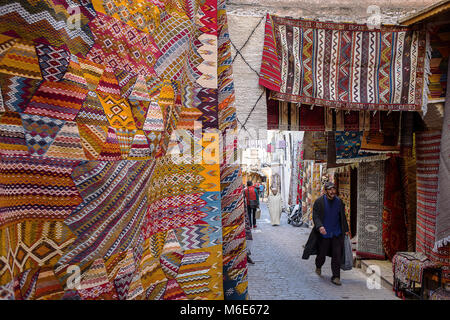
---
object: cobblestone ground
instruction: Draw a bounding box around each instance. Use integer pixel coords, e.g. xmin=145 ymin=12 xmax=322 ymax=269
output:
xmin=247 ymin=202 xmax=399 ymax=300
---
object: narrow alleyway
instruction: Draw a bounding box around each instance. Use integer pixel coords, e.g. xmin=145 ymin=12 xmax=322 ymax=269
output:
xmin=247 ymin=203 xmax=399 ymax=300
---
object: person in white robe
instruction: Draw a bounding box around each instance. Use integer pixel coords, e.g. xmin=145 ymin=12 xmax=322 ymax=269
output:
xmin=268 ymin=187 xmax=282 ymax=226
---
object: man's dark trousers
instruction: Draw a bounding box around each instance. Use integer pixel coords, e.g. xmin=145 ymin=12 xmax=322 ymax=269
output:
xmin=315 ymin=234 xmax=344 ymax=279
xmin=247 ymin=206 xmax=256 ymax=228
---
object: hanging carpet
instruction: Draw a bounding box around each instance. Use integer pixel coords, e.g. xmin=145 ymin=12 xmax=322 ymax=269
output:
xmin=335 ymin=131 xmax=390 ymax=164
xmin=259 ymin=14 xmax=429 ymax=112
xmin=0 ymin=0 xmax=248 ymax=300
xmin=382 ymin=157 xmax=408 ymax=261
xmin=435 ymin=55 xmax=450 ymax=251
xmin=356 ymin=161 xmax=385 ymax=259
xmin=360 ymin=111 xmax=401 ymax=154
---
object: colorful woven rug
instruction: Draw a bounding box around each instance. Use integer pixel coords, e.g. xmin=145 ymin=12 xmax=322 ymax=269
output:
xmin=416 ymin=131 xmax=450 ymax=280
xmin=301 ymin=161 xmax=313 ymax=224
xmin=331 ymin=109 xmax=380 ymax=132
xmin=337 ymin=169 xmax=351 ymax=232
xmin=360 ymin=111 xmax=401 ymax=154
xmin=400 ymin=149 xmax=418 ymax=252
xmin=266 ymin=92 xmax=279 ymax=130
xmin=427 ymin=24 xmax=449 ymax=102
xmin=296 ymin=142 xmax=304 ymax=204
xmin=393 ymin=252 xmax=440 ymax=293
xmin=435 ymin=59 xmax=450 ymax=250
xmin=382 ymin=157 xmax=408 ymax=261
xmin=302 ymin=131 xmax=327 ymax=162
xmin=266 ymin=91 xmax=326 ymax=131
xmin=259 ymin=14 xmax=428 ymax=111
xmin=299 ymin=105 xmax=325 ymax=131
xmin=430 ymin=288 xmax=450 ymax=300
xmin=335 ymin=131 xmax=390 ymax=164
xmin=356 ymin=161 xmax=386 ymax=259
xmin=278 ymin=100 xmax=298 ymax=131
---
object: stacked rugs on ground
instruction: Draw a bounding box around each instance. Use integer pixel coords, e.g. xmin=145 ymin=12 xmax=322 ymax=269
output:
xmin=259 ymin=14 xmax=429 ymax=113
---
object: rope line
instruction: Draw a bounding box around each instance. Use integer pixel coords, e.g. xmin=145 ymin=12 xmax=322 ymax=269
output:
xmin=229 ymin=16 xmax=265 ymax=139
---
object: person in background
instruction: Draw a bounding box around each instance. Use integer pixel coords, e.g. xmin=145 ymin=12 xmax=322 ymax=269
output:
xmin=243 ymin=180 xmax=260 ymax=229
xmin=259 ymin=183 xmax=266 ymax=202
xmin=301 ymin=182 xmax=350 ymax=286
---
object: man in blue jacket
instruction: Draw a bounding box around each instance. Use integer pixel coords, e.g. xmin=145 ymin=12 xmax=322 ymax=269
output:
xmin=302 ymin=182 xmax=350 ymax=285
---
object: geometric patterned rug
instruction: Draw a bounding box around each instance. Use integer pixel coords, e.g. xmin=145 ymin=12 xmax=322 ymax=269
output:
xmin=356 ymin=160 xmax=386 ymax=259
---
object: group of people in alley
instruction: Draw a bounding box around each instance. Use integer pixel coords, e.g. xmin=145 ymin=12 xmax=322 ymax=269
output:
xmin=243 ymin=180 xmax=350 ymax=286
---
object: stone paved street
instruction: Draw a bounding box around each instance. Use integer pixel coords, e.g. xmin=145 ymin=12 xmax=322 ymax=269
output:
xmin=247 ymin=202 xmax=399 ymax=300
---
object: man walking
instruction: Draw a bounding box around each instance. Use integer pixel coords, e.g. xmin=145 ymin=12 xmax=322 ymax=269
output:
xmin=302 ymin=182 xmax=350 ymax=285
xmin=244 ymin=180 xmax=260 ymax=229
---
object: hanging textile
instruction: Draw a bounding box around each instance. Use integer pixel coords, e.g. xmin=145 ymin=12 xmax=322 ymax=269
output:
xmin=360 ymin=111 xmax=401 ymax=154
xmin=400 ymin=145 xmax=418 ymax=252
xmin=266 ymin=92 xmax=279 ymax=130
xmin=328 ymin=109 xmax=381 ymax=132
xmin=266 ymin=91 xmax=326 ymax=131
xmin=356 ymin=161 xmax=385 ymax=259
xmin=301 ymin=161 xmax=313 ymax=224
xmin=288 ymin=143 xmax=298 ymax=205
xmin=393 ymin=252 xmax=441 ymax=295
xmin=382 ymin=157 xmax=408 ymax=261
xmin=400 ymin=111 xmax=415 ymax=157
xmin=311 ymin=163 xmax=322 ymax=206
xmin=259 ymin=14 xmax=429 ymax=112
xmin=278 ymin=101 xmax=299 ymax=131
xmin=428 ymin=24 xmax=450 ymax=102
xmin=299 ymin=105 xmax=325 ymax=131
xmin=0 ymin=0 xmax=248 ymax=300
xmin=302 ymin=131 xmax=327 ymax=162
xmin=435 ymin=56 xmax=450 ymax=250
xmin=416 ymin=131 xmax=450 ymax=280
xmin=335 ymin=131 xmax=390 ymax=164
xmin=337 ymin=169 xmax=351 ymax=234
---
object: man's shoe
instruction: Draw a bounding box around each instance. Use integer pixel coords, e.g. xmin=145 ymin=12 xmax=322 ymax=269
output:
xmin=331 ymin=277 xmax=342 ymax=286
xmin=315 ymin=268 xmax=321 ymax=276
xmin=247 ymin=256 xmax=255 ymax=264
xmin=253 ymin=225 xmax=257 ymax=229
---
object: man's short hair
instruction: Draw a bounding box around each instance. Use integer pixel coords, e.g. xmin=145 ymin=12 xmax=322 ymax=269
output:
xmin=247 ymin=181 xmax=253 ymax=186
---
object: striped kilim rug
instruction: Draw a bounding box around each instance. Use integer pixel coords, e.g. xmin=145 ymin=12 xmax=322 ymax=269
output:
xmin=0 ymin=0 xmax=248 ymax=299
xmin=416 ymin=131 xmax=450 ymax=280
xmin=356 ymin=161 xmax=386 ymax=259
